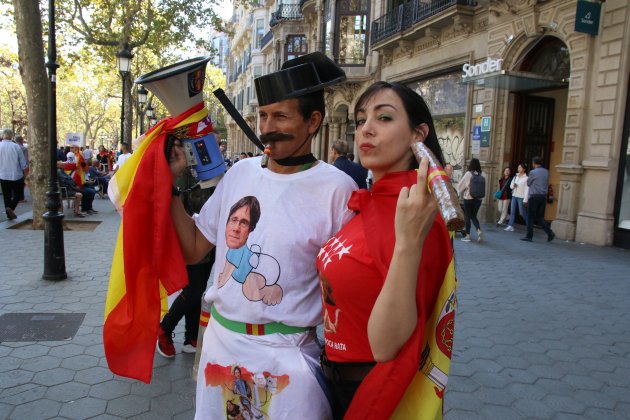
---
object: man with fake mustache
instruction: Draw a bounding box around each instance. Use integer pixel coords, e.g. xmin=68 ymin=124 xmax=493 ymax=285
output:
xmin=168 ymin=52 xmax=357 ymax=419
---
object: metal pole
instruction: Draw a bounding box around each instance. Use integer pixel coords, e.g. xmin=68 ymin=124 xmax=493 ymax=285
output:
xmin=43 ymin=0 xmax=67 ymax=280
xmin=140 ymin=107 xmax=144 ymax=134
xmin=120 ymin=74 xmax=125 ymax=145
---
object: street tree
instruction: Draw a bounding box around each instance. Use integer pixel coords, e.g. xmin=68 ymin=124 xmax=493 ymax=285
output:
xmin=57 ymin=0 xmax=225 ymax=147
xmin=11 ymin=0 xmax=50 ymax=229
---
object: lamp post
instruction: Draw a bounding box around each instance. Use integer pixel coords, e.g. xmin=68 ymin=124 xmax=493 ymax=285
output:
xmin=137 ymin=85 xmax=148 ymax=135
xmin=116 ymin=46 xmax=133 ymax=147
xmin=43 ymin=0 xmax=67 ymax=280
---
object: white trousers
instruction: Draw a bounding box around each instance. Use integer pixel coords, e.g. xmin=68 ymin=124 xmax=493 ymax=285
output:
xmin=195 ymin=318 xmax=332 ymax=420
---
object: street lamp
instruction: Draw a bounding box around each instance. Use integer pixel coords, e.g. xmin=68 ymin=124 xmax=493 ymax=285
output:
xmin=116 ymin=45 xmax=133 ymax=147
xmin=43 ymin=0 xmax=67 ymax=280
xmin=150 ymin=117 xmax=158 ymax=127
xmin=137 ymin=85 xmax=148 ymax=134
xmin=145 ymin=104 xmax=154 ymax=119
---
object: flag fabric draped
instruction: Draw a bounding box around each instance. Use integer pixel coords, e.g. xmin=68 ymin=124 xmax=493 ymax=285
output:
xmin=73 ymin=152 xmax=86 ymax=188
xmin=104 ymin=102 xmax=213 ymax=383
xmin=345 ymin=171 xmax=457 ymax=419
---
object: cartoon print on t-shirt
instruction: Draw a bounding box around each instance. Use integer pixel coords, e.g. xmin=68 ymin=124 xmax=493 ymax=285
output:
xmin=217 ymin=196 xmax=283 ymax=305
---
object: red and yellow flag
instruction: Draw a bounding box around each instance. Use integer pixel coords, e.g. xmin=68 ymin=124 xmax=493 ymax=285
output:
xmin=73 ymin=151 xmax=86 ymax=188
xmin=104 ymin=102 xmax=212 ymax=383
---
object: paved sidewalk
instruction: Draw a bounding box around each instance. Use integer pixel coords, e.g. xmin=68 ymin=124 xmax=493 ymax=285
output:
xmin=1 ymin=196 xmax=629 ymax=419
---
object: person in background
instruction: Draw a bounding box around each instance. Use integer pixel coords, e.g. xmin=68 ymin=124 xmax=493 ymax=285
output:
xmin=82 ymin=145 xmax=93 ymax=162
xmin=318 ymin=81 xmax=455 ymax=418
xmin=505 ymin=163 xmax=528 ymax=232
xmin=521 ymin=156 xmax=555 ymax=242
xmin=113 ymin=143 xmax=131 ymax=172
xmin=457 ymin=158 xmax=484 ymax=242
xmin=0 ymin=128 xmax=27 ymax=220
xmin=496 ymin=166 xmax=513 ymax=226
xmin=239 ymin=152 xmax=247 ymax=161
xmin=14 ymin=135 xmax=28 ymax=202
xmin=330 ymin=139 xmax=368 ymax=189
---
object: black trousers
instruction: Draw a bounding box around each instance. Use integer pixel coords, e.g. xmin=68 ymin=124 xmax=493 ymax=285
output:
xmin=463 ymin=198 xmax=482 ymax=234
xmin=526 ymin=194 xmax=553 ymax=239
xmin=1 ymin=178 xmax=24 ymax=210
xmin=160 ymin=261 xmax=212 ymax=342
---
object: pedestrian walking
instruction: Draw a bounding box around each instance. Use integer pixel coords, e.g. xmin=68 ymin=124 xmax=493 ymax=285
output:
xmin=496 ymin=166 xmax=513 ymax=225
xmin=505 ymin=163 xmax=528 ymax=232
xmin=0 ymin=128 xmax=27 ymax=220
xmin=457 ymin=158 xmax=485 ymax=242
xmin=521 ymin=156 xmax=555 ymax=242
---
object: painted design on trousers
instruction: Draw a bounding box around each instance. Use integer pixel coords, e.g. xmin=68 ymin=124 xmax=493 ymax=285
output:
xmin=204 ymin=362 xmax=290 ymax=419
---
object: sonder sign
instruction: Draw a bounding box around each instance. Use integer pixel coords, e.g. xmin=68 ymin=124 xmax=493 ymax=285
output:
xmin=462 ymin=58 xmax=503 ymax=79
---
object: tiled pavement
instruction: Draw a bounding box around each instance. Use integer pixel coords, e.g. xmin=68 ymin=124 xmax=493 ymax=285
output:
xmin=1 ymin=193 xmax=629 ymax=419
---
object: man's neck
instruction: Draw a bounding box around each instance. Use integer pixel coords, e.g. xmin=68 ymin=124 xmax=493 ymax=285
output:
xmin=267 ymin=159 xmax=319 ymax=174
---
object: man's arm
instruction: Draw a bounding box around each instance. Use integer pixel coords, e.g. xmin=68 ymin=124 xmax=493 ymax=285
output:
xmin=169 ymin=142 xmax=215 ymax=264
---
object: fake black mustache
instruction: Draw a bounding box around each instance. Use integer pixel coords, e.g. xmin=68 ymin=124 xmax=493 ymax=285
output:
xmin=260 ymin=132 xmax=294 ymax=143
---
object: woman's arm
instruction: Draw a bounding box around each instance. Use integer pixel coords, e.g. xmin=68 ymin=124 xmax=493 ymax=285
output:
xmin=367 ymin=158 xmax=437 ymax=362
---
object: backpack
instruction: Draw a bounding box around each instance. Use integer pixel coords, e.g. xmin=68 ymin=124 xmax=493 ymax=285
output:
xmin=469 ymin=171 xmax=486 ymax=199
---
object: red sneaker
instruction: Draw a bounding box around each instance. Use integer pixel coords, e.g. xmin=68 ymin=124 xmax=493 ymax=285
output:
xmin=156 ymin=328 xmax=175 ymax=358
xmin=182 ymin=339 xmax=197 ymax=354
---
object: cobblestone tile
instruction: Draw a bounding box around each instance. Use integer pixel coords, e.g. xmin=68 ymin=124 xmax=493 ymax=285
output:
xmin=48 ymin=343 xmax=86 ymax=358
xmin=149 ymin=391 xmax=194 ymax=417
xmin=542 ymin=394 xmax=586 ymax=414
xmin=89 ymin=380 xmax=132 ymax=400
xmin=9 ymin=344 xmax=50 ymax=359
xmin=60 ymin=354 xmax=99 ymax=371
xmin=107 ymin=395 xmax=150 ymax=417
xmin=20 ymin=355 xmax=62 ymax=372
xmin=506 ymin=383 xmax=546 ymax=400
xmin=74 ymin=366 xmax=114 ymax=385
xmin=32 ymin=367 xmax=75 ymax=387
xmin=0 ymin=356 xmax=22 ymax=372
xmin=45 ymin=381 xmax=90 ymax=403
xmin=2 ymin=369 xmax=35 ymax=388
xmin=0 ymin=384 xmax=46 ymax=405
xmin=130 ymin=379 xmax=171 ymax=398
xmin=513 ymin=398 xmax=556 ymax=418
xmin=58 ymin=396 xmax=107 ymax=419
xmin=9 ymin=398 xmax=61 ymax=419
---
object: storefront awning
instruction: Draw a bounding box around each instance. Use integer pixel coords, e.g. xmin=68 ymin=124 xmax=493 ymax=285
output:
xmin=460 ymin=70 xmax=569 ymax=92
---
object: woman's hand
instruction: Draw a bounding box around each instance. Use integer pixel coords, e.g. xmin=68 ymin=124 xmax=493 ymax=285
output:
xmin=394 ymin=157 xmax=438 ymax=251
xmin=169 ymin=139 xmax=187 ymax=180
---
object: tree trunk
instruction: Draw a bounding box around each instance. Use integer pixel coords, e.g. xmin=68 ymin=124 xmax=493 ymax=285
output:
xmin=12 ymin=0 xmax=50 ymax=229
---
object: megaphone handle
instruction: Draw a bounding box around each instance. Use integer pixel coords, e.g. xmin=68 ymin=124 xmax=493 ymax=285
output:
xmin=165 ymin=134 xmax=177 ymax=162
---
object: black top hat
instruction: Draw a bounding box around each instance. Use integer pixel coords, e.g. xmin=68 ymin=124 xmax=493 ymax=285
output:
xmin=255 ymin=52 xmax=346 ymax=106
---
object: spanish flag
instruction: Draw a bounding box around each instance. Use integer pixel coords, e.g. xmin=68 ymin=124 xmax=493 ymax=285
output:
xmin=73 ymin=152 xmax=86 ymax=188
xmin=345 ymin=170 xmax=457 ymax=419
xmin=104 ymin=102 xmax=212 ymax=383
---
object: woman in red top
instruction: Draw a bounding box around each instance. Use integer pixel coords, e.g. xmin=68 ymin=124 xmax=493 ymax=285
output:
xmin=317 ymin=82 xmax=455 ymax=419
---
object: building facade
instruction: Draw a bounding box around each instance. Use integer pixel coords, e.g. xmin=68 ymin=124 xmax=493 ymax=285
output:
xmin=225 ymin=0 xmax=630 ymax=248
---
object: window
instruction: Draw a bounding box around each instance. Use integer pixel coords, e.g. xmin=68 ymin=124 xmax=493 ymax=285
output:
xmin=255 ymin=19 xmax=265 ymax=49
xmin=285 ymin=35 xmax=308 ymax=61
xmin=335 ymin=0 xmax=369 ymax=65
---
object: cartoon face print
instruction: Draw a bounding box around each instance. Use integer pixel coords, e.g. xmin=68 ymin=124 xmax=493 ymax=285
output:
xmin=216 ymin=196 xmax=283 ymax=306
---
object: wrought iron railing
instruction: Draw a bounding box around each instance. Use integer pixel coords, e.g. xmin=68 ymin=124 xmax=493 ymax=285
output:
xmin=270 ymin=4 xmax=304 ymax=26
xmin=371 ymin=0 xmax=476 ymax=45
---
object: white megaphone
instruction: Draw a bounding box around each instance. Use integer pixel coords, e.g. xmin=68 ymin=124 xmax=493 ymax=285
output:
xmin=135 ymin=57 xmax=225 ymax=182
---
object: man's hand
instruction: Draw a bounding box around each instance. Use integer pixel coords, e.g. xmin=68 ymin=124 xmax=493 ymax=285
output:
xmin=169 ymin=139 xmax=187 ymax=180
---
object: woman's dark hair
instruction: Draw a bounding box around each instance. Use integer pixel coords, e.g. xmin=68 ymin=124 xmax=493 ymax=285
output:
xmin=353 ymin=81 xmax=445 ymax=169
xmin=503 ymin=166 xmax=511 ymax=175
xmin=518 ymin=162 xmax=528 ymax=172
xmin=468 ymin=158 xmax=481 ymax=173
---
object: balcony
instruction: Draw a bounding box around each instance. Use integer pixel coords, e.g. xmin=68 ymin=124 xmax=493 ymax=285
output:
xmin=371 ymin=0 xmax=476 ymax=46
xmin=270 ymin=4 xmax=303 ymax=27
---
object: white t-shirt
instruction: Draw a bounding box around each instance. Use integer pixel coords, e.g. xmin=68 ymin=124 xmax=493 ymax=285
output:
xmin=194 ymin=156 xmax=356 ymax=328
xmin=82 ymin=148 xmax=93 ymax=160
xmin=116 ymin=152 xmax=131 ymax=169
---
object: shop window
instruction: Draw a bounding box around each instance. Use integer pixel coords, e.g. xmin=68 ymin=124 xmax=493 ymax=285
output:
xmin=335 ymin=0 xmax=369 ymax=65
xmin=286 ymin=35 xmax=307 ymax=61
